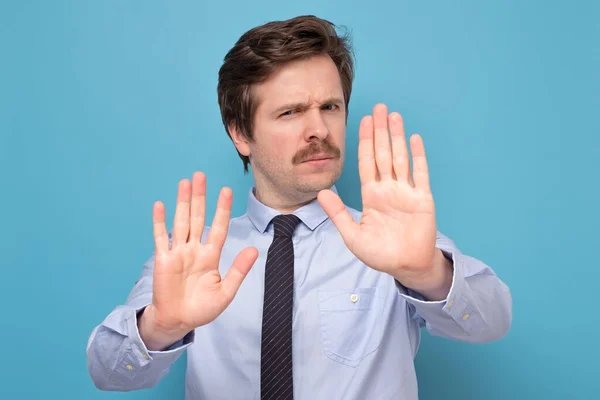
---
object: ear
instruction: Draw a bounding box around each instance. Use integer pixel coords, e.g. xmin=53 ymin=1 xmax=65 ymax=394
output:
xmin=229 ymin=124 xmax=251 ymax=157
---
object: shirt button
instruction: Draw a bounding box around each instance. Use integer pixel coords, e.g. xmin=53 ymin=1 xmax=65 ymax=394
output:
xmin=447 ymin=299 xmax=454 ymax=308
xmin=462 ymin=313 xmax=470 ymax=320
xmin=138 ymin=346 xmax=150 ymax=359
xmin=350 ymin=294 xmax=359 ymax=303
xmin=126 ymin=364 xmax=134 ymax=371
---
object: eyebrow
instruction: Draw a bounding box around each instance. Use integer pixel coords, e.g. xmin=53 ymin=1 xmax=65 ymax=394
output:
xmin=271 ymin=97 xmax=345 ymax=116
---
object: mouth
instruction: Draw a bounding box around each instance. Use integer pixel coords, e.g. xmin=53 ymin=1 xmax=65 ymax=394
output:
xmin=302 ymin=154 xmax=335 ymax=163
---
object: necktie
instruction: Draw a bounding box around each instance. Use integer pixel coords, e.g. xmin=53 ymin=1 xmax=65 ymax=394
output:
xmin=260 ymin=214 xmax=301 ymax=400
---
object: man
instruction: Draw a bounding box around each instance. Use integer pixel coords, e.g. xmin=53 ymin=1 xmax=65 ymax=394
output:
xmin=87 ymin=15 xmax=512 ymax=399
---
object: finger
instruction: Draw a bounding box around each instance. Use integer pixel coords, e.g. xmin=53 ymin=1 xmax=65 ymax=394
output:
xmin=389 ymin=112 xmax=410 ymax=183
xmin=172 ymin=179 xmax=192 ymax=247
xmin=206 ymin=187 xmax=233 ymax=248
xmin=152 ymin=201 xmax=169 ymax=255
xmin=221 ymin=247 xmax=259 ymax=301
xmin=189 ymin=172 xmax=207 ymax=243
xmin=317 ymin=189 xmax=360 ymax=248
xmin=410 ymin=134 xmax=431 ymax=192
xmin=373 ymin=103 xmax=393 ymax=180
xmin=358 ymin=115 xmax=377 ymax=185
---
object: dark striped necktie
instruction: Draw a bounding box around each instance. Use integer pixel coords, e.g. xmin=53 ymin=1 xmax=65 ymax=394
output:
xmin=260 ymin=214 xmax=301 ymax=400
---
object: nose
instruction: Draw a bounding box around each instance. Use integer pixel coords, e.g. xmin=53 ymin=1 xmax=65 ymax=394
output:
xmin=303 ymin=109 xmax=329 ymax=141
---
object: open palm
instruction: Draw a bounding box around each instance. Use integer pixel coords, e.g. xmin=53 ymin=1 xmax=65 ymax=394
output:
xmin=148 ymin=173 xmax=259 ymax=335
xmin=318 ymin=104 xmax=438 ymax=289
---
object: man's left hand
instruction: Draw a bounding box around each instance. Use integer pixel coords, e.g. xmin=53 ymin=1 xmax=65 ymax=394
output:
xmin=318 ymin=103 xmax=453 ymax=300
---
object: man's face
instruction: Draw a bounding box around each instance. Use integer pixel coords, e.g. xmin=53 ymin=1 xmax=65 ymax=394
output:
xmin=236 ymin=54 xmax=346 ymax=201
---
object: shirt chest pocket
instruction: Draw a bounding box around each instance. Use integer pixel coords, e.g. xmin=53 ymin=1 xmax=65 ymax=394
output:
xmin=317 ymin=287 xmax=384 ymax=367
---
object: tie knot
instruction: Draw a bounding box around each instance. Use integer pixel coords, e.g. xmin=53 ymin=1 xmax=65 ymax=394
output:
xmin=272 ymin=214 xmax=300 ymax=238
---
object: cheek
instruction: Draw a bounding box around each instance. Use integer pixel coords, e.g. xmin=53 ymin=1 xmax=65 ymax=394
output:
xmin=328 ymin=118 xmax=346 ymax=146
xmin=254 ymin=135 xmax=295 ymax=162
xmin=265 ymin=135 xmax=289 ymax=153
xmin=261 ymin=125 xmax=303 ymax=157
xmin=274 ymin=139 xmax=299 ymax=161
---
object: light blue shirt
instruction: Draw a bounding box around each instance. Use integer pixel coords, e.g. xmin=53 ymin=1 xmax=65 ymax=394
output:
xmin=86 ymin=186 xmax=512 ymax=399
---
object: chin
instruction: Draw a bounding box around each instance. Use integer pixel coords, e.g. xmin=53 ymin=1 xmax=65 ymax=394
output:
xmin=295 ymin=172 xmax=339 ymax=194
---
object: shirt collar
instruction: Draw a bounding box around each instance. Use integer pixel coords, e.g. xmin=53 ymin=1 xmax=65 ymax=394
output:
xmin=246 ymin=185 xmax=337 ymax=233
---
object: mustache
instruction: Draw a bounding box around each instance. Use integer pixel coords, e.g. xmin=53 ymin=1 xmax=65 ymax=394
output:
xmin=292 ymin=140 xmax=341 ymax=165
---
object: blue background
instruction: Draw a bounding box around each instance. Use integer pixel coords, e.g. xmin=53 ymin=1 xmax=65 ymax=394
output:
xmin=1 ymin=1 xmax=598 ymax=399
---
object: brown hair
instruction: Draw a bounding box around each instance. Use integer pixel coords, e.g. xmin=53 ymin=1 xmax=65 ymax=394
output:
xmin=217 ymin=15 xmax=355 ymax=173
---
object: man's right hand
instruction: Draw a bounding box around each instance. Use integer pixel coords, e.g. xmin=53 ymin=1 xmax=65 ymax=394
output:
xmin=138 ymin=172 xmax=259 ymax=351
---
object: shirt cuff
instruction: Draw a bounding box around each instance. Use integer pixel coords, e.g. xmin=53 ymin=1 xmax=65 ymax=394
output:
xmin=396 ymin=249 xmax=482 ymax=333
xmin=121 ymin=305 xmax=195 ymax=367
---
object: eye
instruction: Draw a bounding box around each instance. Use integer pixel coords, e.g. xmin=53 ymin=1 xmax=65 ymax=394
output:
xmin=322 ymin=104 xmax=339 ymax=111
xmin=279 ymin=109 xmax=296 ymax=117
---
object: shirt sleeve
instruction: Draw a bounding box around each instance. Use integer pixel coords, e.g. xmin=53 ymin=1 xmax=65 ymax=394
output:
xmin=86 ymin=251 xmax=195 ymax=391
xmin=396 ymin=231 xmax=513 ymax=343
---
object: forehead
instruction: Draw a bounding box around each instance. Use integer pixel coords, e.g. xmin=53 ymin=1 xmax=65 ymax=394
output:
xmin=253 ymin=55 xmax=344 ymax=110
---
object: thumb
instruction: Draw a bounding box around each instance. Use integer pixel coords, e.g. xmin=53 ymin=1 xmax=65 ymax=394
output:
xmin=317 ymin=189 xmax=359 ymax=248
xmin=221 ymin=247 xmax=259 ymax=300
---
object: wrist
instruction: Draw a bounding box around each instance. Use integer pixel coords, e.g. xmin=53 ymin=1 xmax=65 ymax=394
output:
xmin=396 ymin=249 xmax=453 ymax=301
xmin=137 ymin=305 xmax=190 ymax=351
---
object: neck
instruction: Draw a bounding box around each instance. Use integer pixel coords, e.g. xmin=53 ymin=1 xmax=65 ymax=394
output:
xmin=252 ymin=181 xmax=317 ymax=214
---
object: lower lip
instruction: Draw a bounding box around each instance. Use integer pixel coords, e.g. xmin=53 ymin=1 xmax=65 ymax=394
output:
xmin=302 ymin=158 xmax=333 ymax=166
